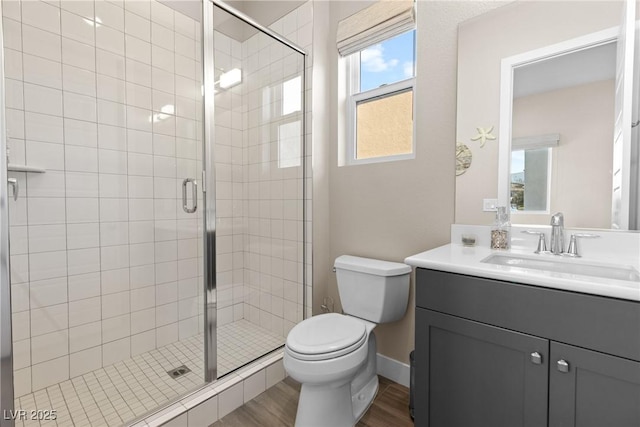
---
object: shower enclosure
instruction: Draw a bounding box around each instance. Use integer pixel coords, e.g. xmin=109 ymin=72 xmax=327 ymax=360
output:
xmin=0 ymin=0 xmax=307 ymax=425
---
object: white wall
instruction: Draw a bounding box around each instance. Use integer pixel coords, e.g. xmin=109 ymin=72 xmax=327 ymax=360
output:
xmin=314 ymin=0 xmax=508 ymax=364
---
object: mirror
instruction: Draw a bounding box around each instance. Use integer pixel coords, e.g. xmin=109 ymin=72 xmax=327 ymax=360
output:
xmin=454 ymin=0 xmax=639 ymax=230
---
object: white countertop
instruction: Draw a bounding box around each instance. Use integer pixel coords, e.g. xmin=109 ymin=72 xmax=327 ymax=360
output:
xmin=405 ymin=243 xmax=640 ymax=302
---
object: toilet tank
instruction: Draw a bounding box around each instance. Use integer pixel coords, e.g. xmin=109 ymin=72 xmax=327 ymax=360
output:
xmin=334 ymin=255 xmax=411 ymax=323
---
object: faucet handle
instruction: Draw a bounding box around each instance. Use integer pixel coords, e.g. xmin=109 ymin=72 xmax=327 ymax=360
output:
xmin=521 ymin=230 xmax=548 ymax=254
xmin=565 ymin=233 xmax=600 ymax=258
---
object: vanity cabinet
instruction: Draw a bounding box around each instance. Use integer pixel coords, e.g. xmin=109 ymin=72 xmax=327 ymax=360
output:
xmin=415 ymin=268 xmax=640 ymax=427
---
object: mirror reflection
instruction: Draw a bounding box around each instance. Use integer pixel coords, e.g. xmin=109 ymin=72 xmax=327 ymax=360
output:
xmin=454 ymin=1 xmax=639 ymax=230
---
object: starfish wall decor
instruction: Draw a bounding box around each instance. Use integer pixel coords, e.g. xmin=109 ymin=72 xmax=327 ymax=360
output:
xmin=471 ymin=126 xmax=496 ymax=148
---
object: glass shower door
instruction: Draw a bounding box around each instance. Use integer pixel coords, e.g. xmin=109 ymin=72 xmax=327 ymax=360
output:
xmin=206 ymin=0 xmax=306 ymax=378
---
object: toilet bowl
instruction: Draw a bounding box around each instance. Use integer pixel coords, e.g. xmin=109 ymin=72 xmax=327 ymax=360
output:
xmin=284 ymin=255 xmax=411 ymax=427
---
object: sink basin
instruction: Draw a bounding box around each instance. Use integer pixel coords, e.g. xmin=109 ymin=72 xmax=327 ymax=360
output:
xmin=481 ymin=253 xmax=640 ymax=282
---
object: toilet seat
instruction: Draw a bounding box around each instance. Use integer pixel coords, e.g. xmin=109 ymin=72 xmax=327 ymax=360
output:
xmin=286 ymin=313 xmax=368 ymax=361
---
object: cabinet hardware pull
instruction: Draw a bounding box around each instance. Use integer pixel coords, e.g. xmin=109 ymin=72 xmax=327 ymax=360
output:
xmin=557 ymin=359 xmax=569 ymax=373
xmin=530 ymin=352 xmax=542 ymax=364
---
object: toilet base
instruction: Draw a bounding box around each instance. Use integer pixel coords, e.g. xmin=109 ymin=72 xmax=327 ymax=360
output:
xmin=293 ymin=333 xmax=378 ymax=427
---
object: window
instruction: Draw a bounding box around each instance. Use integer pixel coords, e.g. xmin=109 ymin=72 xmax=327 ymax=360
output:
xmin=509 ymin=133 xmax=558 ymax=213
xmin=346 ymin=30 xmax=416 ymax=165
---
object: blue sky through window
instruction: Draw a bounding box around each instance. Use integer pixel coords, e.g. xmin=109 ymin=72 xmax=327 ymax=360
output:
xmin=359 ymin=30 xmax=415 ymax=93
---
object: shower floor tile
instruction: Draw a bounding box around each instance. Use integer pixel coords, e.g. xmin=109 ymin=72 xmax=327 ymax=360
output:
xmin=12 ymin=320 xmax=284 ymax=427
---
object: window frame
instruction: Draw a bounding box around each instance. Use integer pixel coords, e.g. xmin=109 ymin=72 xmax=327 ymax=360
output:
xmin=510 ymin=146 xmax=553 ymax=215
xmin=344 ymin=38 xmax=416 ymax=166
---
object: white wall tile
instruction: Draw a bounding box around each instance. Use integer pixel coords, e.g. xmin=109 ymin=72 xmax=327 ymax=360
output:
xmin=96 ymin=48 xmax=125 ymax=79
xmin=129 ymin=153 xmax=154 ymax=176
xmin=23 ymin=54 xmax=62 ymax=89
xmin=62 ymin=37 xmax=96 ymax=71
xmin=101 ymin=244 xmax=130 ymax=270
xmin=126 ymin=34 xmax=151 ymax=64
xmin=217 ymin=382 xmax=243 ymax=419
xmin=98 ymin=123 xmax=127 ymax=151
xmin=95 ymin=1 xmax=124 ymax=31
xmin=125 ymin=11 xmax=151 ymax=42
xmin=128 ymin=129 xmax=153 ymax=154
xmin=67 ymin=247 xmax=101 ymax=275
xmin=126 ymin=58 xmax=152 ymax=87
xmin=100 ymin=197 xmax=129 ymax=222
xmin=13 ymin=339 xmax=31 ymax=370
xmin=101 ymin=267 xmax=130 ymax=294
xmin=69 ymin=321 xmax=101 ymax=352
xmin=130 ymin=221 xmax=155 ymax=244
xmin=66 ymin=198 xmax=99 ymax=222
xmin=26 ymin=141 xmax=65 ymax=171
xmin=155 ymin=322 xmax=178 ymax=346
xmin=22 ymin=1 xmax=61 ymax=34
xmin=61 ymin=9 xmax=95 ymax=44
xmin=30 ymin=277 xmax=67 ymax=308
xmin=62 ymin=64 xmax=97 ymax=97
xmin=68 ymin=297 xmax=100 ymax=327
xmin=66 ymin=145 xmax=98 ymax=172
xmin=68 ymin=272 xmax=101 ymax=301
xmin=65 ymin=118 xmax=98 ymax=148
xmin=22 ymin=24 xmax=62 ymax=62
xmin=102 ymin=313 xmax=130 ymax=341
xmin=60 ymin=0 xmax=94 ymax=19
xmin=3 ymin=17 xmax=22 ymax=50
xmin=70 ymin=346 xmax=102 ymax=377
xmin=27 ymin=171 xmax=66 ymax=198
xmin=96 ymin=24 xmax=125 ymax=55
xmin=187 ymin=396 xmax=218 ymax=427
xmin=64 ymin=92 xmax=97 ymax=122
xmin=102 ymin=337 xmax=131 ymax=366
xmin=130 ymin=286 xmax=155 ymax=311
xmin=29 ymin=250 xmax=67 ymax=282
xmin=151 ymin=2 xmax=174 ymax=30
xmin=32 ymin=356 xmax=69 ymax=391
xmin=98 ymin=149 xmax=128 ymax=174
xmin=97 ymin=74 xmax=126 ymax=103
xmin=31 ymin=330 xmax=69 ymax=364
xmin=131 ymin=307 xmax=155 ymax=334
xmin=24 ymin=83 xmax=63 ymax=116
xmin=31 ymin=303 xmax=68 ymax=335
xmin=25 ymin=112 xmax=63 ymax=144
xmin=131 ymin=330 xmax=155 ymax=355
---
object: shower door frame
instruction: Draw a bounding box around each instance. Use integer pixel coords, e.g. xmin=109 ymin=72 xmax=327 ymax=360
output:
xmin=202 ymin=0 xmax=308 ymax=382
xmin=0 ymin=4 xmax=15 ymax=425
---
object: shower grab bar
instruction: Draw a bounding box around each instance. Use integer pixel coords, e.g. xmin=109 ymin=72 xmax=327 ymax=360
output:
xmin=182 ymin=178 xmax=197 ymax=213
xmin=7 ymin=178 xmax=18 ymax=201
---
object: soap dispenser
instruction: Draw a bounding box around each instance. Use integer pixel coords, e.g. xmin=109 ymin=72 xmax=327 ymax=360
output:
xmin=490 ymin=206 xmax=511 ymax=249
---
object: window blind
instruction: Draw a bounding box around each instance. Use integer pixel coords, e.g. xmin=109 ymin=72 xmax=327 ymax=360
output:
xmin=336 ymin=0 xmax=415 ymax=57
xmin=512 ymin=134 xmax=560 ymax=150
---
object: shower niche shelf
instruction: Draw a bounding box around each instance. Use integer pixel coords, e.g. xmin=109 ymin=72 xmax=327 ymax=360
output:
xmin=7 ymin=164 xmax=46 ymax=173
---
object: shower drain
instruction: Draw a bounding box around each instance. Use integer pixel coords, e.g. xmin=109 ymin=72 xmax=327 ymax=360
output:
xmin=167 ymin=365 xmax=191 ymax=379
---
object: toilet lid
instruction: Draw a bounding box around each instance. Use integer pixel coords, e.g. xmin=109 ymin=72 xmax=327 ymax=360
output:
xmin=286 ymin=313 xmax=367 ymax=359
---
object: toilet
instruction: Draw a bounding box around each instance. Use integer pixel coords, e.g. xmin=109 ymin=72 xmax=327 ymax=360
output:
xmin=284 ymin=255 xmax=411 ymax=427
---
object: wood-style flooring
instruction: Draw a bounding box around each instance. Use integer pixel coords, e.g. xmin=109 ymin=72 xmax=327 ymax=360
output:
xmin=212 ymin=376 xmax=413 ymax=427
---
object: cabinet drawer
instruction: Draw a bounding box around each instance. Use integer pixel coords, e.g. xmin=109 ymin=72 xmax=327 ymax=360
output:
xmin=416 ymin=268 xmax=640 ymax=361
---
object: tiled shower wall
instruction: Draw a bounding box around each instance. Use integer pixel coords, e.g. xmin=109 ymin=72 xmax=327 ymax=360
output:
xmin=213 ymin=2 xmax=312 ymax=340
xmin=4 ymin=0 xmax=205 ymax=397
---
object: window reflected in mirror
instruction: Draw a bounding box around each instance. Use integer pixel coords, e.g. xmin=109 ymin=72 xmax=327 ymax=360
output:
xmin=510 ymin=147 xmax=551 ymax=212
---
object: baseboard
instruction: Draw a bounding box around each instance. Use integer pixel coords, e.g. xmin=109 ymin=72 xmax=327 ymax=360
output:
xmin=376 ymin=353 xmax=410 ymax=388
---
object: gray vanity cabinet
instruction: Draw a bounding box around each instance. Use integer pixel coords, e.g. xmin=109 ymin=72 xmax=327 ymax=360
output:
xmin=548 ymin=342 xmax=640 ymax=427
xmin=415 ymin=268 xmax=640 ymax=427
xmin=415 ymin=308 xmax=548 ymax=427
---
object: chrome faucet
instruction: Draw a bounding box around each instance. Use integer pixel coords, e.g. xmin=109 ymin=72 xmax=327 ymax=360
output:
xmin=550 ymin=212 xmax=564 ymax=254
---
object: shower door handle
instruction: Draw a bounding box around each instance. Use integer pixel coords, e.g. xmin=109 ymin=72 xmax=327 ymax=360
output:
xmin=7 ymin=178 xmax=18 ymax=201
xmin=182 ymin=178 xmax=197 ymax=213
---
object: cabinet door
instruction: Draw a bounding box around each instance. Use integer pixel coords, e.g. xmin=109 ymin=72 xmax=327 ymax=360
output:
xmin=549 ymin=342 xmax=640 ymax=427
xmin=415 ymin=308 xmax=548 ymax=427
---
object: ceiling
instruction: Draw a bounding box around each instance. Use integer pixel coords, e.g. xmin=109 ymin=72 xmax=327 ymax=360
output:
xmin=514 ymin=41 xmax=617 ymax=98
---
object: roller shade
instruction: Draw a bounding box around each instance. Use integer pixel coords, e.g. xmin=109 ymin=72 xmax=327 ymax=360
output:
xmin=512 ymin=133 xmax=560 ymax=150
xmin=337 ymin=0 xmax=415 ymax=57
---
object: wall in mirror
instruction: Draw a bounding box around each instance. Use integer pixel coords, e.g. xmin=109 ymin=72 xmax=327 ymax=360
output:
xmin=454 ymin=0 xmax=638 ymax=230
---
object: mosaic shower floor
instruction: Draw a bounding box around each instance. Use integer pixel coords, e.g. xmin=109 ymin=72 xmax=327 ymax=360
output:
xmin=12 ymin=320 xmax=285 ymax=427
